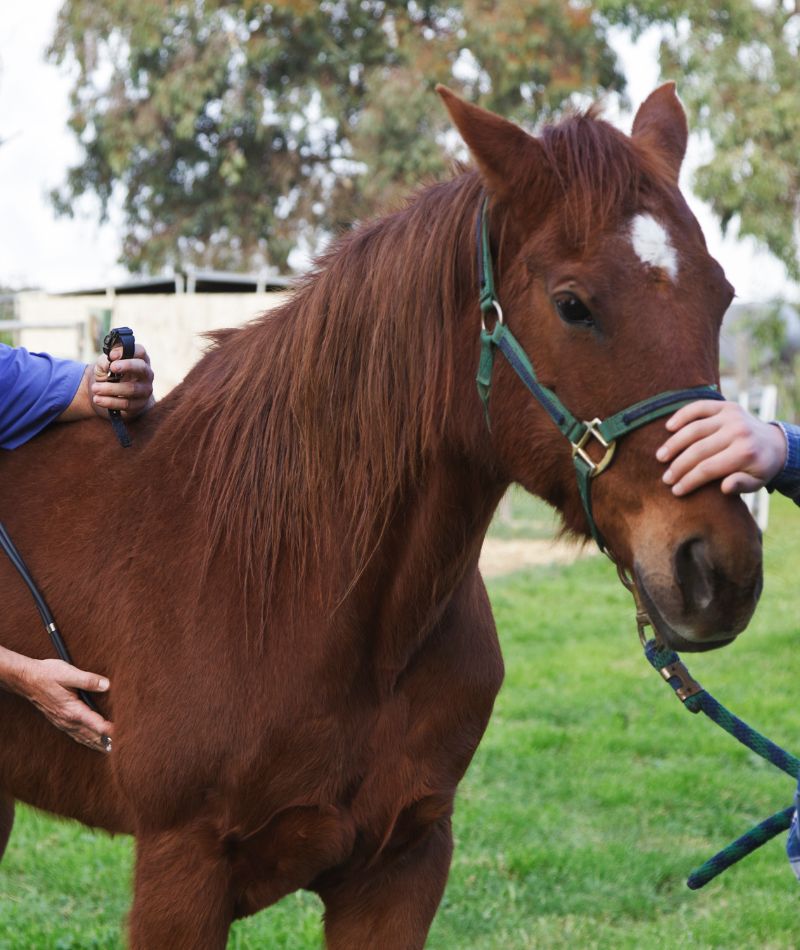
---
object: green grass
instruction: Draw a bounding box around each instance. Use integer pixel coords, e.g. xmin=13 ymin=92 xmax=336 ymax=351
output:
xmin=487 ymin=486 xmax=560 ymax=541
xmin=2 ymin=496 xmax=800 ymax=948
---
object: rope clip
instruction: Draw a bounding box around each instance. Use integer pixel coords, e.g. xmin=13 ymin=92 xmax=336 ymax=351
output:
xmin=658 ymin=660 xmax=703 ymax=703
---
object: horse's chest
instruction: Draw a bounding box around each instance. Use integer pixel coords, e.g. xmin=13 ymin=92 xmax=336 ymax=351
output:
xmin=236 ymin=578 xmax=503 ymax=909
xmin=233 ymin=684 xmax=476 ymax=914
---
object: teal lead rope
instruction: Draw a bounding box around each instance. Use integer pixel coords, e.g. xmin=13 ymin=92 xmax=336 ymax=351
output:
xmin=644 ymin=639 xmax=800 ymax=888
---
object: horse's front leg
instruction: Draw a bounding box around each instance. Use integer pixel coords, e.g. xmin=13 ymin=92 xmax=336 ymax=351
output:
xmin=129 ymin=822 xmax=234 ymax=950
xmin=317 ymin=816 xmax=453 ymax=950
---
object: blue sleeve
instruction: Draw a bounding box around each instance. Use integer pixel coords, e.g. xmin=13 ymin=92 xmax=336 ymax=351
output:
xmin=767 ymin=421 xmax=800 ymax=507
xmin=788 ymin=777 xmax=800 ymax=882
xmin=0 ymin=344 xmax=86 ymax=450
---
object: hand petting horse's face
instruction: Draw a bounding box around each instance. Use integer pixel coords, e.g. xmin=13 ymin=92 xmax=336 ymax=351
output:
xmin=440 ymin=84 xmax=762 ymax=652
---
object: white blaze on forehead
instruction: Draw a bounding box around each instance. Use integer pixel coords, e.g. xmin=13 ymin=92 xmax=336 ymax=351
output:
xmin=629 ymin=213 xmax=679 ymax=281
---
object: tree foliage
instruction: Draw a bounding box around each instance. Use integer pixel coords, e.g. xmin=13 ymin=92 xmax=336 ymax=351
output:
xmin=600 ymin=0 xmax=800 ymax=281
xmin=50 ymin=1 xmax=800 ymax=282
xmin=48 ymin=0 xmax=623 ymax=274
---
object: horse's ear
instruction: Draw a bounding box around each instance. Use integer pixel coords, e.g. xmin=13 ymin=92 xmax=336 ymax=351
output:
xmin=436 ymin=84 xmax=548 ymax=201
xmin=631 ymin=82 xmax=688 ymax=181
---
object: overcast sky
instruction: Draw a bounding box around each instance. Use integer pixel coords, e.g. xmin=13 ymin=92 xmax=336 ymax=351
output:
xmin=1 ymin=3 xmax=797 ymax=301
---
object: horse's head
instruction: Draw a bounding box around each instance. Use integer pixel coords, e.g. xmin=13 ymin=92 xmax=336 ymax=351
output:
xmin=440 ymin=83 xmax=762 ymax=653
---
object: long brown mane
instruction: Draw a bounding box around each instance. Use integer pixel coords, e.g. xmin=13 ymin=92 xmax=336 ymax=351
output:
xmin=159 ymin=107 xmax=674 ymax=614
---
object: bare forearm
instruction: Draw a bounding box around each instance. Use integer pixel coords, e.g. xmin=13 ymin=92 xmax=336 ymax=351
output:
xmin=57 ymin=363 xmax=94 ymax=422
xmin=0 ymin=644 xmax=28 ymax=694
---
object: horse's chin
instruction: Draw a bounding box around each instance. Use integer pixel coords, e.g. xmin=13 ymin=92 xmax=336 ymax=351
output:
xmin=633 ymin=567 xmax=740 ymax=654
xmin=652 ymin=621 xmax=736 ymax=655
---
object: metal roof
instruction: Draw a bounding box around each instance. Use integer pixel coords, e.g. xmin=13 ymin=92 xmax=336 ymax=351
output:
xmin=58 ymin=269 xmax=292 ymax=296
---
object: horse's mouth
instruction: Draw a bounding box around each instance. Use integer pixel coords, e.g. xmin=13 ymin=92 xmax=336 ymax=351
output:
xmin=633 ymin=568 xmax=738 ymax=654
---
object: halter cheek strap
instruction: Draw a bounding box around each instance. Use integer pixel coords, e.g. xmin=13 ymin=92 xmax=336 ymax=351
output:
xmin=475 ymin=197 xmax=724 ymax=550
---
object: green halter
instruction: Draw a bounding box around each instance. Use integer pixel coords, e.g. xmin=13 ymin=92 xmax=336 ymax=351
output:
xmin=475 ymin=197 xmax=724 ymax=550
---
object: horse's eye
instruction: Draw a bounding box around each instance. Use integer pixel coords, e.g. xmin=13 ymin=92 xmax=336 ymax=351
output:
xmin=555 ymin=293 xmax=594 ymax=326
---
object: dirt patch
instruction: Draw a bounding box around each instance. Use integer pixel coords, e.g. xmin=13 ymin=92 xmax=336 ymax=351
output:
xmin=479 ymin=537 xmax=595 ymax=578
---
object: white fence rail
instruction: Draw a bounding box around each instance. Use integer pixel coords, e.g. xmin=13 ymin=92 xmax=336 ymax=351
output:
xmin=738 ymin=383 xmax=778 ymax=533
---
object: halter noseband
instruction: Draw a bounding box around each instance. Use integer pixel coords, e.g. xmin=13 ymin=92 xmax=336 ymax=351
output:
xmin=475 ymin=197 xmax=724 ymax=551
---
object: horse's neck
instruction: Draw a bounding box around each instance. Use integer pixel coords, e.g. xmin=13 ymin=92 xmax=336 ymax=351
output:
xmin=136 ymin=208 xmax=507 ymax=659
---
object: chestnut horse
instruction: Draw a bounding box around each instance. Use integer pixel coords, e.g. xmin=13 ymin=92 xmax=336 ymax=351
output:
xmin=0 ymin=84 xmax=762 ymax=948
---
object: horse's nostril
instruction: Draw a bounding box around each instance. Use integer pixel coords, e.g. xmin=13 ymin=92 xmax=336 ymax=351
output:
xmin=674 ymin=537 xmax=714 ymax=613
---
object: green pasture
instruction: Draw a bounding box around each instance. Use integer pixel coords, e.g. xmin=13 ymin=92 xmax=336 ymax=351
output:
xmin=2 ymin=494 xmax=799 ymax=948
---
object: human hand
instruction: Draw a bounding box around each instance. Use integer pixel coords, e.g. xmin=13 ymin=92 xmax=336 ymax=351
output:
xmin=91 ymin=343 xmax=155 ymax=419
xmin=12 ymin=656 xmax=114 ymax=753
xmin=656 ymin=400 xmax=787 ymax=496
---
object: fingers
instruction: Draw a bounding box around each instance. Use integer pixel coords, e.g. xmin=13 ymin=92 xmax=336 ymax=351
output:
xmin=91 ymin=343 xmax=154 ymax=417
xmin=53 ymin=662 xmax=110 ymax=694
xmin=664 ymin=398 xmax=727 ymax=432
xmin=53 ymin=698 xmax=115 ymax=753
xmin=657 ymin=400 xmax=728 ymax=463
xmin=93 ymin=343 xmax=151 ymax=378
xmin=656 ymin=399 xmax=787 ymax=496
xmin=657 ymin=417 xmax=721 ymax=468
xmin=720 ymin=472 xmax=764 ymax=495
xmin=91 ymin=378 xmax=154 ymax=414
xmin=100 ymin=342 xmax=151 ymax=367
xmin=660 ymin=425 xmax=732 ymax=489
xmin=22 ymin=659 xmax=114 ymax=754
xmin=665 ymin=442 xmax=751 ymax=496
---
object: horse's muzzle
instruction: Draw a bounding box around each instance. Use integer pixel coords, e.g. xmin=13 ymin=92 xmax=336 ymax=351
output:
xmin=633 ymin=534 xmax=763 ymax=653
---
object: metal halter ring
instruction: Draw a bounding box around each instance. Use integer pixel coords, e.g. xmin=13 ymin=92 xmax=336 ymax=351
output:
xmin=481 ymin=300 xmax=504 ymax=333
xmin=571 ymin=418 xmax=617 ymax=477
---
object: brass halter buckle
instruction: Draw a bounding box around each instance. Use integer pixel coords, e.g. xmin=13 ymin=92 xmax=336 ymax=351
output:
xmin=571 ymin=418 xmax=617 ymax=477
